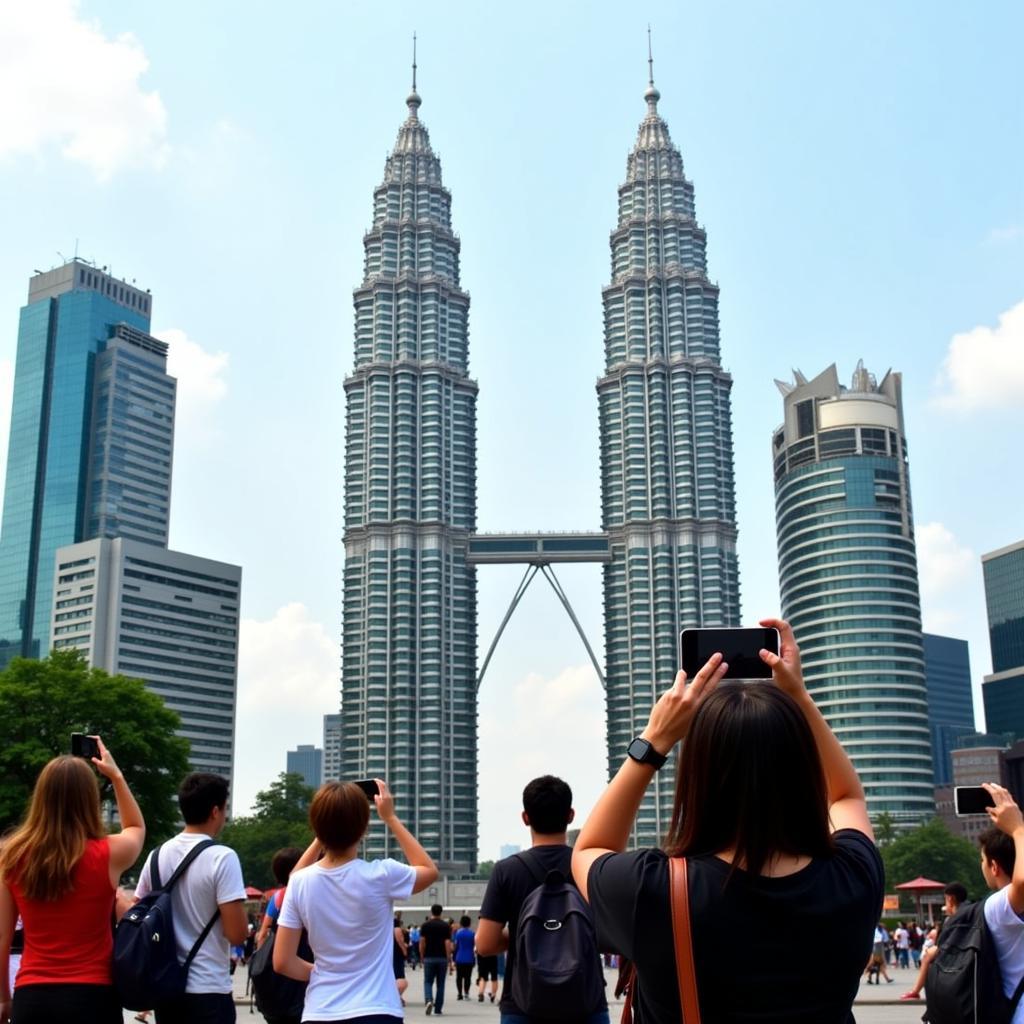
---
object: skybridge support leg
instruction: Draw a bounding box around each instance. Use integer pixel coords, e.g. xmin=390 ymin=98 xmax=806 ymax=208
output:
xmin=540 ymin=564 xmax=606 ymax=690
xmin=476 ymin=565 xmax=540 ymax=692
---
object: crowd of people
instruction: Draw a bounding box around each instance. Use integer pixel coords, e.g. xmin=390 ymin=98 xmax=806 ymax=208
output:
xmin=0 ymin=617 xmax=1022 ymax=1024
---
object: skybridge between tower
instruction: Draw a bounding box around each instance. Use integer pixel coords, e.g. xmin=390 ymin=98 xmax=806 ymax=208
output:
xmin=467 ymin=532 xmax=610 ymax=692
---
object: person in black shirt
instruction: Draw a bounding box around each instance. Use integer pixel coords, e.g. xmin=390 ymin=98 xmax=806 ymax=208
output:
xmin=419 ymin=904 xmax=453 ymax=1015
xmin=573 ymin=617 xmax=884 ymax=1023
xmin=478 ymin=776 xmax=609 ymax=1024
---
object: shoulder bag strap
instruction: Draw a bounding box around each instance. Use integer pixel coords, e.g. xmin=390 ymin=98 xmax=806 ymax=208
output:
xmin=162 ymin=838 xmax=217 ymax=893
xmin=1010 ymin=971 xmax=1024 ymax=1016
xmin=669 ymin=857 xmax=701 ymax=1024
xmin=517 ymin=849 xmax=547 ymax=886
xmin=182 ymin=907 xmax=222 ymax=972
xmin=149 ymin=842 xmax=165 ymax=890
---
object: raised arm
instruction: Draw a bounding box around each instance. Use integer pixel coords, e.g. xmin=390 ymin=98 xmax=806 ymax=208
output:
xmin=374 ymin=780 xmax=438 ymax=893
xmin=759 ymin=618 xmax=872 ymax=840
xmin=91 ymin=737 xmax=146 ymax=882
xmin=984 ymin=783 xmax=1024 ymax=914
xmin=572 ymin=654 xmax=728 ymax=900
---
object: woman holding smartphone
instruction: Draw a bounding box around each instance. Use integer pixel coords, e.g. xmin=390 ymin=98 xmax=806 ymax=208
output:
xmin=573 ymin=618 xmax=883 ymax=1023
xmin=0 ymin=739 xmax=145 ymax=1023
xmin=273 ymin=780 xmax=438 ymax=1023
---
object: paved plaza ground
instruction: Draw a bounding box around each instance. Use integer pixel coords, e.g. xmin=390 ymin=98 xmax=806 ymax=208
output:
xmin=122 ymin=960 xmax=930 ymax=1023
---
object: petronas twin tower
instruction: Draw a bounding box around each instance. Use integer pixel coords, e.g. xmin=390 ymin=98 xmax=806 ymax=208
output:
xmin=340 ymin=60 xmax=740 ymax=872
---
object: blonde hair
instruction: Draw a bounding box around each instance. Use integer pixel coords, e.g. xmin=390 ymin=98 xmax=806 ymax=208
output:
xmin=0 ymin=756 xmax=104 ymax=901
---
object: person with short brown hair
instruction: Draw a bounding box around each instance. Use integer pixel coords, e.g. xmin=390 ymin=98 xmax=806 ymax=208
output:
xmin=273 ymin=780 xmax=438 ymax=1023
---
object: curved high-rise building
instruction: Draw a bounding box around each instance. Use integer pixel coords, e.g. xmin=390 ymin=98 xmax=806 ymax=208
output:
xmin=599 ymin=68 xmax=741 ymax=845
xmin=773 ymin=362 xmax=934 ymax=824
xmin=340 ymin=79 xmax=478 ymax=873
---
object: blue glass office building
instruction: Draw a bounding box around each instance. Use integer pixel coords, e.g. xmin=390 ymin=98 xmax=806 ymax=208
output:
xmin=599 ymin=70 xmax=741 ymax=845
xmin=922 ymin=632 xmax=975 ymax=785
xmin=773 ymin=363 xmax=934 ymax=824
xmin=982 ymin=540 xmax=1024 ymax=740
xmin=0 ymin=262 xmax=155 ymax=663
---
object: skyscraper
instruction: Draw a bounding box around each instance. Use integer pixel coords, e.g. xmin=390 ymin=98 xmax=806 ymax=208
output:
xmin=599 ymin=63 xmax=740 ymax=845
xmin=922 ymin=632 xmax=975 ymax=785
xmin=287 ymin=744 xmax=323 ymax=790
xmin=772 ymin=363 xmax=933 ymax=824
xmin=49 ymin=537 xmax=241 ymax=781
xmin=322 ymin=712 xmax=341 ymax=783
xmin=0 ymin=261 xmax=157 ymax=663
xmin=981 ymin=539 xmax=1024 ymax=740
xmin=340 ymin=75 xmax=478 ymax=873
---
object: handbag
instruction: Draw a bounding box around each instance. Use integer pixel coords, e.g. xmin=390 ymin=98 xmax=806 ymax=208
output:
xmin=620 ymin=856 xmax=701 ymax=1023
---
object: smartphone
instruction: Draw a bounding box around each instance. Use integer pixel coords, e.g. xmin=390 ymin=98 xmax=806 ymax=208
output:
xmin=71 ymin=733 xmax=100 ymax=760
xmin=353 ymin=779 xmax=380 ymax=801
xmin=954 ymin=786 xmax=995 ymax=816
xmin=679 ymin=627 xmax=780 ymax=680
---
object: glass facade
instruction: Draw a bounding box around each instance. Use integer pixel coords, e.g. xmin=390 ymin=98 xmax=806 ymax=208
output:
xmin=922 ymin=632 xmax=975 ymax=785
xmin=599 ymin=79 xmax=741 ymax=846
xmin=0 ymin=265 xmax=150 ymax=664
xmin=773 ymin=365 xmax=934 ymax=824
xmin=983 ymin=542 xmax=1024 ymax=675
xmin=340 ymin=88 xmax=478 ymax=873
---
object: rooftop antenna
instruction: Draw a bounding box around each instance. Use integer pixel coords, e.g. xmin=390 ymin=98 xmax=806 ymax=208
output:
xmin=647 ymin=24 xmax=654 ymax=87
xmin=74 ymin=238 xmax=79 ymax=260
xmin=412 ymin=32 xmax=417 ymax=92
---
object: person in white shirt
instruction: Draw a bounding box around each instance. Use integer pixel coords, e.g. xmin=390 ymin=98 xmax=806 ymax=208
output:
xmin=135 ymin=772 xmax=248 ymax=1024
xmin=979 ymin=783 xmax=1024 ymax=1024
xmin=274 ymin=780 xmax=438 ymax=1023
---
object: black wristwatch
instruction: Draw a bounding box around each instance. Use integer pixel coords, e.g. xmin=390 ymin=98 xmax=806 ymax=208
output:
xmin=626 ymin=736 xmax=667 ymax=770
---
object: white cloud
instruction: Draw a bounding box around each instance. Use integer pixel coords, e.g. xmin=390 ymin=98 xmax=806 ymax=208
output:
xmin=478 ymin=663 xmax=606 ymax=861
xmin=233 ymin=603 xmax=339 ymax=815
xmin=158 ymin=327 xmax=229 ymax=441
xmin=987 ymin=225 xmax=1023 ymax=244
xmin=933 ymin=300 xmax=1024 ymax=412
xmin=0 ymin=0 xmax=168 ymax=180
xmin=916 ymin=521 xmax=978 ymax=635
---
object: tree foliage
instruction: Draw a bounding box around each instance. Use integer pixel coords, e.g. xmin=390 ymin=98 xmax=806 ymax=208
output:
xmin=220 ymin=772 xmax=314 ymax=888
xmin=476 ymin=860 xmax=495 ymax=880
xmin=874 ymin=811 xmax=898 ymax=848
xmin=0 ymin=650 xmax=190 ymax=851
xmin=881 ymin=817 xmax=987 ymax=902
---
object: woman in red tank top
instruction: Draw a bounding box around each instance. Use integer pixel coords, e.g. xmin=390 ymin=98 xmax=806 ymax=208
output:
xmin=0 ymin=738 xmax=145 ymax=1023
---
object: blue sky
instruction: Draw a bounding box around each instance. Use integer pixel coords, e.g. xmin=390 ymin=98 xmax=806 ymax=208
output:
xmin=0 ymin=0 xmax=1021 ymax=860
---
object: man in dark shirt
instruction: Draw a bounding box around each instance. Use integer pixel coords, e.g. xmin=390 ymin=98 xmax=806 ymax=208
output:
xmin=477 ymin=775 xmax=609 ymax=1024
xmin=419 ymin=903 xmax=452 ymax=1015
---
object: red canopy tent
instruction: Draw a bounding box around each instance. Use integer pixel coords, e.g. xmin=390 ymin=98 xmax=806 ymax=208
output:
xmin=895 ymin=877 xmax=946 ymax=924
xmin=244 ymin=885 xmax=264 ymax=899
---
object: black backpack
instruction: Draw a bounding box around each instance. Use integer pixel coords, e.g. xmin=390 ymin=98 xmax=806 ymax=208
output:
xmin=248 ymin=889 xmax=312 ymax=1020
xmin=510 ymin=850 xmax=605 ymax=1017
xmin=924 ymin=899 xmax=1024 ymax=1024
xmin=113 ymin=839 xmax=221 ymax=1010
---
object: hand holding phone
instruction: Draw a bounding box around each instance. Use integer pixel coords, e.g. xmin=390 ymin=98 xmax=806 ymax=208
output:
xmin=680 ymin=627 xmax=780 ymax=680
xmin=353 ymin=779 xmax=380 ymax=800
xmin=955 ymin=786 xmax=996 ymax=816
xmin=71 ymin=733 xmax=100 ymax=760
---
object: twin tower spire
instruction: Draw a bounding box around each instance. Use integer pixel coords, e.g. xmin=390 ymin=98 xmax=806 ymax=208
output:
xmin=340 ymin=35 xmax=739 ymax=869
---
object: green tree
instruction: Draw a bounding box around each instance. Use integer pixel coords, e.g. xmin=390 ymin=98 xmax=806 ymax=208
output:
xmin=476 ymin=860 xmax=495 ymax=880
xmin=0 ymin=650 xmax=190 ymax=849
xmin=881 ymin=817 xmax=987 ymax=901
xmin=220 ymin=772 xmax=315 ymax=888
xmin=874 ymin=811 xmax=898 ymax=847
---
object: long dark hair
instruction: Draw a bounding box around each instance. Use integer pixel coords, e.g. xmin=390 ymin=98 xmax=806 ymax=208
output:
xmin=664 ymin=683 xmax=834 ymax=876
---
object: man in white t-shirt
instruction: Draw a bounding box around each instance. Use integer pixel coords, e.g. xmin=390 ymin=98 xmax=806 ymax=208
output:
xmin=979 ymin=782 xmax=1024 ymax=1024
xmin=135 ymin=772 xmax=248 ymax=1024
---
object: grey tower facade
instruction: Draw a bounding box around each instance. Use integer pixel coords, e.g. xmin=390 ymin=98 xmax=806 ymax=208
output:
xmin=340 ymin=82 xmax=478 ymax=873
xmin=599 ymin=73 xmax=741 ymax=845
xmin=773 ymin=363 xmax=933 ymax=824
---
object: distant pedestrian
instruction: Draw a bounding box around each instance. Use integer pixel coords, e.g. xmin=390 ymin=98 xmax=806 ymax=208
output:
xmin=419 ymin=904 xmax=453 ymax=1015
xmin=475 ymin=915 xmax=498 ymax=1005
xmin=408 ymin=923 xmax=421 ymax=970
xmin=394 ymin=914 xmax=409 ymax=1004
xmin=894 ymin=922 xmax=910 ymax=968
xmin=452 ymin=915 xmax=476 ymax=1000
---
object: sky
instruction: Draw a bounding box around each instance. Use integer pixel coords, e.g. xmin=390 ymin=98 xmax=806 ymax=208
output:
xmin=0 ymin=0 xmax=1021 ymax=863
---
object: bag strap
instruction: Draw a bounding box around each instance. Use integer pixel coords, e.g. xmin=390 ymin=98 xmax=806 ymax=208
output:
xmin=1010 ymin=970 xmax=1024 ymax=1016
xmin=517 ymin=849 xmax=548 ymax=886
xmin=149 ymin=841 xmax=165 ymax=891
xmin=669 ymin=857 xmax=701 ymax=1024
xmin=162 ymin=838 xmax=217 ymax=893
xmin=182 ymin=907 xmax=221 ymax=972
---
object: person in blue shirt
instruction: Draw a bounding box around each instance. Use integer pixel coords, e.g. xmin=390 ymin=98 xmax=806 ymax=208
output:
xmin=452 ymin=916 xmax=476 ymax=1001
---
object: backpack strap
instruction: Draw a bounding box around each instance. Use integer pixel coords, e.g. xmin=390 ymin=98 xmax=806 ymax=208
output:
xmin=1010 ymin=971 xmax=1024 ymax=1016
xmin=669 ymin=857 xmax=701 ymax=1024
xmin=182 ymin=907 xmax=222 ymax=972
xmin=517 ymin=848 xmax=565 ymax=886
xmin=161 ymin=839 xmax=218 ymax=893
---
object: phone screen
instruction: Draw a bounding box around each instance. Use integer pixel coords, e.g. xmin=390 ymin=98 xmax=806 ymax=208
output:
xmin=71 ymin=733 xmax=100 ymax=760
xmin=679 ymin=628 xmax=780 ymax=680
xmin=354 ymin=779 xmax=380 ymax=801
xmin=954 ymin=786 xmax=995 ymax=816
